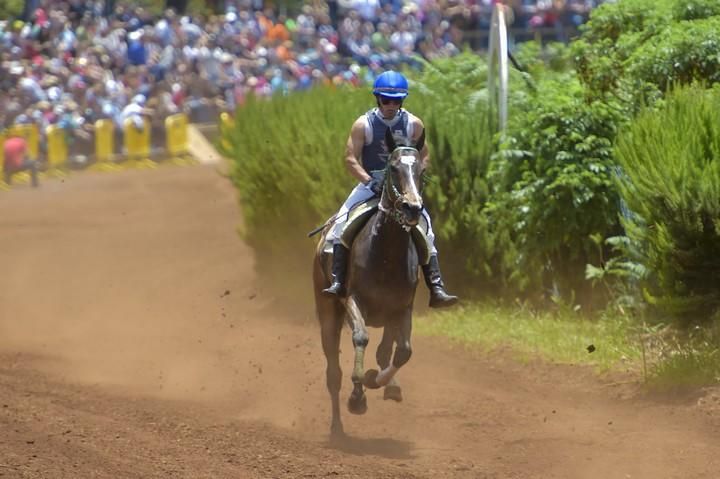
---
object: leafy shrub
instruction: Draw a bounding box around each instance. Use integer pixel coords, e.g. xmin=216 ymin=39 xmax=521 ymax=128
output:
xmin=572 ymin=0 xmax=673 ymax=97
xmin=0 ymin=0 xmax=24 ymax=19
xmin=614 ymin=84 xmax=720 ymax=322
xmin=671 ymin=0 xmax=720 ymax=21
xmin=491 ymin=72 xmax=626 ymax=299
xmin=573 ymin=0 xmax=720 ymax=108
xmin=626 ymin=16 xmax=720 ymax=94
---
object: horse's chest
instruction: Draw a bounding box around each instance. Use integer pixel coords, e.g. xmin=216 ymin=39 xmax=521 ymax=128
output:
xmin=369 ymin=258 xmax=416 ymax=285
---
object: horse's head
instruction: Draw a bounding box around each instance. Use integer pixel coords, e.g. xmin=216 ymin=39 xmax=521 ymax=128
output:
xmin=382 ymin=127 xmax=425 ymax=227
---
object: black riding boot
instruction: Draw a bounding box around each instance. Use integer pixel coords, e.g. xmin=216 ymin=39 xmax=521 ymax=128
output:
xmin=322 ymin=243 xmax=349 ymax=298
xmin=422 ymin=255 xmax=458 ymax=308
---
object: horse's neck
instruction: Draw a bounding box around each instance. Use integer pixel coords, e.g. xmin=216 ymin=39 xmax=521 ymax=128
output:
xmin=369 ymin=210 xmax=412 ymax=258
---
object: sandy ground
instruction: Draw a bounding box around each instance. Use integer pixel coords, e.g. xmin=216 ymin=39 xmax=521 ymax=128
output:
xmin=1 ymin=164 xmax=719 ymax=479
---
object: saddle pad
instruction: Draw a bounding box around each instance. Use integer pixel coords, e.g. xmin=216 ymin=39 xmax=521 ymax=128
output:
xmin=340 ymin=197 xmax=381 ymax=248
xmin=322 ymin=197 xmax=381 ymax=254
xmin=339 ymin=198 xmax=432 ymax=266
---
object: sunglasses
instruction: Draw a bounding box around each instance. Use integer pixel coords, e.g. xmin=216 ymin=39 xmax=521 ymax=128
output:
xmin=379 ymin=97 xmax=403 ymax=106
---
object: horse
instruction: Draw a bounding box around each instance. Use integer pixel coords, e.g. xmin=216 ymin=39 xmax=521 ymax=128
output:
xmin=313 ymin=127 xmax=426 ymax=437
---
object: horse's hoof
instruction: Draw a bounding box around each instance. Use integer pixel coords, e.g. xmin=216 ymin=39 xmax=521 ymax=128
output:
xmin=383 ymin=384 xmax=403 ymax=402
xmin=363 ymin=369 xmax=381 ymax=389
xmin=347 ymin=393 xmax=367 ymax=415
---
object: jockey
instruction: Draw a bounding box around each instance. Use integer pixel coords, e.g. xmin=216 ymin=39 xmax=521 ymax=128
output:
xmin=322 ymin=70 xmax=458 ymax=308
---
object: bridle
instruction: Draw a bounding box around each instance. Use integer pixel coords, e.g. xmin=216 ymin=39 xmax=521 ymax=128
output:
xmin=378 ymin=146 xmax=422 ymax=227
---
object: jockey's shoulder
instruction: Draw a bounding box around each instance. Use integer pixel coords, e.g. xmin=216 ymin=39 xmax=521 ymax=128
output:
xmin=351 ymin=115 xmax=367 ymax=131
xmin=408 ymin=112 xmax=425 ymax=129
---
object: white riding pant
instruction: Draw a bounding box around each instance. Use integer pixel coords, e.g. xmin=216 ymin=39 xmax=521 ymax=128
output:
xmin=329 ymin=182 xmax=438 ymax=256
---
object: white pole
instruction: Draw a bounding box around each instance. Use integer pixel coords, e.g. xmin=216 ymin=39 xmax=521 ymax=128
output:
xmin=487 ymin=4 xmax=509 ymax=132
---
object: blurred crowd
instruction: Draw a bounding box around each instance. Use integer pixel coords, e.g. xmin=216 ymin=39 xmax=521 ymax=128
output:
xmin=0 ymin=0 xmax=606 ymax=143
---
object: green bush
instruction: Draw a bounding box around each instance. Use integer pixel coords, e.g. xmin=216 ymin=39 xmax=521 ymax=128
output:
xmin=615 ymin=84 xmax=720 ymax=322
xmin=0 ymin=0 xmax=23 ymax=20
xmin=490 ymin=71 xmax=626 ymax=299
xmin=222 ymin=86 xmax=364 ymax=253
xmin=672 ymin=0 xmax=720 ymax=21
xmin=573 ymin=0 xmax=720 ymax=107
xmin=573 ymin=0 xmax=673 ymax=97
xmin=626 ymin=16 xmax=720 ymax=95
xmin=222 ymin=47 xmax=629 ymax=304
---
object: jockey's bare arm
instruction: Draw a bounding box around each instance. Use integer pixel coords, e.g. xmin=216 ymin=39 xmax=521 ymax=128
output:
xmin=411 ymin=117 xmax=430 ymax=170
xmin=345 ymin=116 xmax=373 ymax=185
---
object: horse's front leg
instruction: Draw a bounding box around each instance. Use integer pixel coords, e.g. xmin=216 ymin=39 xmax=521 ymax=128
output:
xmin=364 ymin=313 xmax=412 ymax=390
xmin=376 ymin=324 xmax=403 ymax=402
xmin=344 ymin=295 xmax=369 ymax=415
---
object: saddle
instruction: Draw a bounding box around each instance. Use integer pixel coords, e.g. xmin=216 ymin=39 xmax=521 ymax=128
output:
xmin=323 ymin=197 xmax=432 ymax=265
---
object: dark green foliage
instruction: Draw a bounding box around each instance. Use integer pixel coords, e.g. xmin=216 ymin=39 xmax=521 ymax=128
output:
xmin=0 ymin=0 xmax=23 ymax=19
xmin=627 ymin=17 xmax=720 ymax=95
xmin=672 ymin=0 xmax=720 ymax=21
xmin=615 ymin=85 xmax=720 ymax=321
xmin=573 ymin=0 xmax=672 ymax=97
xmin=570 ymin=0 xmax=720 ymax=318
xmin=573 ymin=0 xmax=720 ymax=107
xmin=491 ymin=71 xmax=626 ymax=298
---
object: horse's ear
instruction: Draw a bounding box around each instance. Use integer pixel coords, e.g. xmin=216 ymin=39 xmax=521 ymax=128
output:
xmin=385 ymin=127 xmax=397 ymax=153
xmin=415 ymin=128 xmax=425 ymax=152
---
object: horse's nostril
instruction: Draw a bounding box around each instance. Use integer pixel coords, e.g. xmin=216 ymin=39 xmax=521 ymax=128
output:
xmin=402 ymin=202 xmax=422 ymax=217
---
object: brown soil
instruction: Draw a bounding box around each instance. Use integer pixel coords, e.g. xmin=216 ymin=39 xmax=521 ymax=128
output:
xmin=1 ymin=165 xmax=719 ymax=479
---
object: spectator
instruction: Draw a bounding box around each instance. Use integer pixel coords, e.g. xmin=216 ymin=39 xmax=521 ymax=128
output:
xmin=0 ymin=0 xmax=607 ymax=165
xmin=3 ymin=134 xmax=39 ymax=187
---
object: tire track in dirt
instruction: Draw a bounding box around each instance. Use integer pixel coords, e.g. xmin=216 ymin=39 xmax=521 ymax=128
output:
xmin=1 ymin=165 xmax=719 ymax=478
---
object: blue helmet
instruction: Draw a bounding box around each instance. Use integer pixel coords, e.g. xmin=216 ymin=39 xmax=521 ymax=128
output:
xmin=372 ymin=71 xmax=409 ymax=99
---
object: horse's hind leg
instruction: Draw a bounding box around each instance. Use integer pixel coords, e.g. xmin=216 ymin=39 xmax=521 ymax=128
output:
xmin=319 ymin=299 xmax=345 ymax=437
xmin=377 ymin=326 xmax=403 ymax=402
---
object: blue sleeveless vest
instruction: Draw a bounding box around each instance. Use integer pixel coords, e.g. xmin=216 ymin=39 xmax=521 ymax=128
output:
xmin=361 ymin=108 xmax=410 ymax=173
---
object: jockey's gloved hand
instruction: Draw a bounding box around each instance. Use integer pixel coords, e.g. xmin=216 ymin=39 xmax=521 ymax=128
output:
xmin=365 ymin=178 xmax=382 ymax=196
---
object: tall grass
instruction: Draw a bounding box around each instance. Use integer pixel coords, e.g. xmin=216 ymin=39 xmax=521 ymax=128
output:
xmin=416 ymin=304 xmax=642 ymax=371
xmin=416 ymin=305 xmax=720 ymax=388
xmin=615 ymin=84 xmax=720 ymax=321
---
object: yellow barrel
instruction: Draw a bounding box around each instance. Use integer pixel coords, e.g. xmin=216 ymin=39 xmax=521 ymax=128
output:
xmin=219 ymin=111 xmax=234 ymax=153
xmin=165 ymin=113 xmax=188 ymax=156
xmin=124 ymin=117 xmax=150 ymax=159
xmin=6 ymin=124 xmax=39 ymax=159
xmin=46 ymin=125 xmax=68 ymax=167
xmin=220 ymin=111 xmax=234 ymax=130
xmin=95 ymin=119 xmax=114 ymax=162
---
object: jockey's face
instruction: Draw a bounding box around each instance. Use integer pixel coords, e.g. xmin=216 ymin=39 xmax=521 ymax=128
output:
xmin=377 ymin=95 xmax=403 ymax=119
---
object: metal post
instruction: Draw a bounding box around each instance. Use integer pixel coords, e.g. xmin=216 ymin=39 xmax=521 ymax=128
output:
xmin=487 ymin=4 xmax=509 ymax=133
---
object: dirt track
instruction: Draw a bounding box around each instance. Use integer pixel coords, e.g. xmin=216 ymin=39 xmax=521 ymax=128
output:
xmin=1 ymin=165 xmax=719 ymax=479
